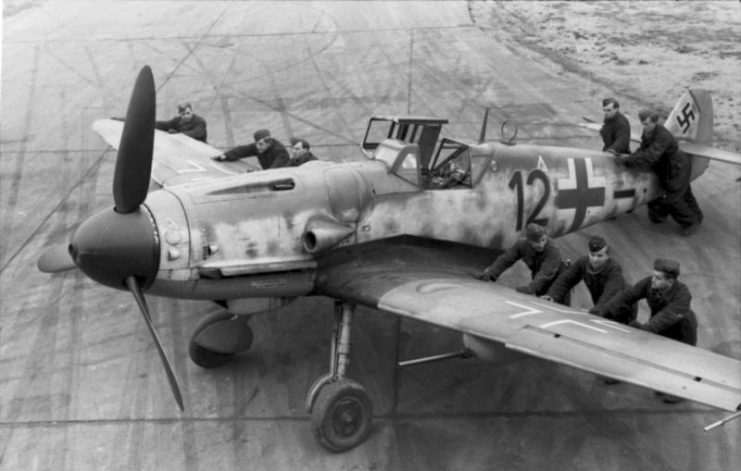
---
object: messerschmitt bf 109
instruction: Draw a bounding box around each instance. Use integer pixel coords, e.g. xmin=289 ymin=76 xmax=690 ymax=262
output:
xmin=38 ymin=66 xmax=741 ymax=452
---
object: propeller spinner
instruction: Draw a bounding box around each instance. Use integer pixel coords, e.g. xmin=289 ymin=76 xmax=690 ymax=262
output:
xmin=36 ymin=66 xmax=184 ymax=411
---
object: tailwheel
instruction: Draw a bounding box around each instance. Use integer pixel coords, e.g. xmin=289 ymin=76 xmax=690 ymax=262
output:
xmin=188 ymin=311 xmax=253 ymax=369
xmin=311 ymin=379 xmax=373 ymax=453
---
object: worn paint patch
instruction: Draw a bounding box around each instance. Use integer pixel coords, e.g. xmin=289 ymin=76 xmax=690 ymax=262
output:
xmin=244 ymin=239 xmax=259 ymax=258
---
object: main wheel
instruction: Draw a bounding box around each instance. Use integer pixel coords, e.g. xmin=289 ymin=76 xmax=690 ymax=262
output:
xmin=188 ymin=311 xmax=253 ymax=369
xmin=311 ymin=379 xmax=373 ymax=452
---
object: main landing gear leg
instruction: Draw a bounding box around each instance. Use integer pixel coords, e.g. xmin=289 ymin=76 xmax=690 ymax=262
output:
xmin=305 ymin=301 xmax=373 ymax=452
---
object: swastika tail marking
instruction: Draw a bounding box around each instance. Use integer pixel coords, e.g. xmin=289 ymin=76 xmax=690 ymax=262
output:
xmin=676 ymin=102 xmax=696 ymax=134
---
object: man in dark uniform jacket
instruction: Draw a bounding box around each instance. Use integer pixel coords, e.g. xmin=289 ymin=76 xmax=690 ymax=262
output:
xmin=615 ymin=109 xmax=703 ymax=236
xmin=592 ymin=258 xmax=698 ymax=402
xmin=594 ymin=258 xmax=697 ymax=345
xmin=288 ymin=138 xmax=319 ymax=167
xmin=213 ymin=129 xmax=289 ymax=170
xmin=600 ymin=98 xmax=631 ymax=154
xmin=155 ymin=102 xmax=208 ymax=142
xmin=479 ymin=223 xmax=568 ymax=302
xmin=542 ymin=235 xmax=636 ymax=324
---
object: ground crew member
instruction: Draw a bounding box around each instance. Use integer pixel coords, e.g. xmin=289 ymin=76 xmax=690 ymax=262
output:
xmin=155 ymin=102 xmax=208 ymax=142
xmin=600 ymin=98 xmax=631 ymax=154
xmin=213 ymin=129 xmax=290 ymax=170
xmin=479 ymin=223 xmax=568 ymax=302
xmin=592 ymin=258 xmax=698 ymax=403
xmin=542 ymin=235 xmax=636 ymax=323
xmin=288 ymin=138 xmax=319 ymax=166
xmin=615 ymin=109 xmax=703 ymax=236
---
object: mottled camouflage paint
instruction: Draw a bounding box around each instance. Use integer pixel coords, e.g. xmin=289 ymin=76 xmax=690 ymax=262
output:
xmin=143 ymin=139 xmax=664 ymax=302
xmin=360 ymin=142 xmax=659 ymax=249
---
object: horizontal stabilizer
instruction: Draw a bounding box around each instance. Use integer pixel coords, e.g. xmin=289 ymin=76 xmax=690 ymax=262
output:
xmin=578 ymin=120 xmax=740 ymax=165
xmin=681 ymin=141 xmax=741 ymax=165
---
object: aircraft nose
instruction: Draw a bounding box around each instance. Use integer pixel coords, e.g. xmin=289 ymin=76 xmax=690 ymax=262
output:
xmin=69 ymin=206 xmax=160 ymax=290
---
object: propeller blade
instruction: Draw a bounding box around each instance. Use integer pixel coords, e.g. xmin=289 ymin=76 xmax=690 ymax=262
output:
xmin=125 ymin=276 xmax=184 ymax=412
xmin=37 ymin=244 xmax=76 ymax=273
xmin=113 ymin=66 xmax=156 ymax=214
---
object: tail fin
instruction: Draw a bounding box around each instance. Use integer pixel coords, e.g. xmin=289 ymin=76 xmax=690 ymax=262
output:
xmin=664 ymin=89 xmax=713 ymax=145
xmin=665 ymin=90 xmax=719 ymax=180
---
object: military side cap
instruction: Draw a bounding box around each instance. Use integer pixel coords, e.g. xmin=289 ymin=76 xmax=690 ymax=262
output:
xmin=654 ymin=258 xmax=680 ymax=278
xmin=254 ymin=129 xmax=271 ymax=141
xmin=525 ymin=223 xmax=546 ymax=241
xmin=588 ymin=235 xmax=607 ymax=252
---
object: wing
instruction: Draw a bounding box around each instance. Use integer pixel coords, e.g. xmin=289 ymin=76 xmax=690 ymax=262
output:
xmin=316 ymin=249 xmax=741 ymax=412
xmin=92 ymin=118 xmax=260 ymax=187
xmin=579 ymin=118 xmax=741 ymax=165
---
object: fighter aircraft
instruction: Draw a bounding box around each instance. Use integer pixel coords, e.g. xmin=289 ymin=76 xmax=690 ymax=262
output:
xmin=37 ymin=66 xmax=741 ymax=452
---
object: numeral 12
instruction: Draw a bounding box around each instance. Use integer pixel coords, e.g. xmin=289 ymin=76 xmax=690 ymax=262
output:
xmin=508 ymin=169 xmax=550 ymax=231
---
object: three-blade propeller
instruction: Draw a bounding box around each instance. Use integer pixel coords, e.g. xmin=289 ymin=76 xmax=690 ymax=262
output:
xmin=37 ymin=66 xmax=184 ymax=411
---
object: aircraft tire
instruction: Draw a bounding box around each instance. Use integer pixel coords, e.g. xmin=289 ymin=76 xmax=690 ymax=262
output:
xmin=311 ymin=379 xmax=373 ymax=453
xmin=188 ymin=311 xmax=246 ymax=369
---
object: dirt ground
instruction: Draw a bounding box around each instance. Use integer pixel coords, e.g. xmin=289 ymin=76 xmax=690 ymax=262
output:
xmin=473 ymin=0 xmax=741 ymax=152
xmin=5 ymin=0 xmax=738 ymax=149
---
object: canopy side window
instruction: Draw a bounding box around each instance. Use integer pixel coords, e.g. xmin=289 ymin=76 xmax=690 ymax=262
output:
xmin=425 ymin=139 xmax=472 ymax=190
xmin=362 ymin=116 xmax=448 ymax=166
xmin=425 ymin=139 xmax=494 ymax=190
xmin=371 ymin=138 xmax=422 ymax=186
xmin=392 ymin=147 xmax=420 ymax=186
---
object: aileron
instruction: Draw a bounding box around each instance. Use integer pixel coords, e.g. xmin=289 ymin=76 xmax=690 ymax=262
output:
xmin=509 ymin=324 xmax=741 ymax=411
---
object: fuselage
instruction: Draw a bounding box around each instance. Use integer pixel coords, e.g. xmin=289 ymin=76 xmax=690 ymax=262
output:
xmin=138 ymin=140 xmax=692 ymax=301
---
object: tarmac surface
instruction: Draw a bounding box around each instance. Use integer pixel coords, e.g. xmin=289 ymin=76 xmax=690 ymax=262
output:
xmin=1 ymin=2 xmax=740 ymax=470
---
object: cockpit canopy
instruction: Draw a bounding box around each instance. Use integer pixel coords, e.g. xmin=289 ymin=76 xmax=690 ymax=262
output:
xmin=362 ymin=115 xmax=448 ymax=168
xmin=362 ymin=115 xmax=494 ymax=190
